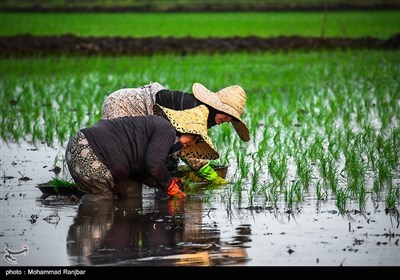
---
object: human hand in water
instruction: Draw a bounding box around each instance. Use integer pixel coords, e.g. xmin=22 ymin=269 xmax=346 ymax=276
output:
xmin=167 ymin=177 xmax=186 ymax=198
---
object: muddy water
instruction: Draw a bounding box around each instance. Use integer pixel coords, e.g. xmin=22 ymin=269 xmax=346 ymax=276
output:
xmin=1 ymin=140 xmax=399 ymax=267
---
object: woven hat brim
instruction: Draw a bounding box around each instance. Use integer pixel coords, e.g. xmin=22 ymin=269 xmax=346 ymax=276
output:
xmin=232 ymin=121 xmax=250 ymax=142
xmin=180 ymin=139 xmax=220 ymax=160
xmin=192 ymin=83 xmax=226 ymax=113
xmin=153 ymin=104 xmax=220 ymax=160
xmin=193 ymin=82 xmax=250 ymax=142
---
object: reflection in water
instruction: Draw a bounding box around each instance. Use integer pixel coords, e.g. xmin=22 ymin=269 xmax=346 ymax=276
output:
xmin=67 ymin=198 xmax=248 ymax=266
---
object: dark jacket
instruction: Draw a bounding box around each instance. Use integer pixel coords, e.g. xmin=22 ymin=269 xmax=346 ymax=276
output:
xmin=81 ymin=115 xmax=177 ymax=190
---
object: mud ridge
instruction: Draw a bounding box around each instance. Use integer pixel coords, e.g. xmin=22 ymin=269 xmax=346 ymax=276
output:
xmin=1 ymin=34 xmax=399 ymax=57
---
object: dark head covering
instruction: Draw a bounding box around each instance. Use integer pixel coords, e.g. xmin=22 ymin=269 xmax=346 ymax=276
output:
xmin=155 ymin=90 xmax=217 ymax=128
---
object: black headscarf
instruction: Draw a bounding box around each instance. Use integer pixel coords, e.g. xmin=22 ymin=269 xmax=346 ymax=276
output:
xmin=155 ymin=90 xmax=218 ymax=128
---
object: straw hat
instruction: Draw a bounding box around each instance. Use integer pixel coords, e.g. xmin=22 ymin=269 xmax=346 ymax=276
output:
xmin=153 ymin=104 xmax=220 ymax=160
xmin=192 ymin=83 xmax=250 ymax=142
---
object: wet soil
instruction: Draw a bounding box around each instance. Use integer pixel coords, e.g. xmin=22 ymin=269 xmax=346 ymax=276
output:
xmin=1 ymin=33 xmax=399 ymax=57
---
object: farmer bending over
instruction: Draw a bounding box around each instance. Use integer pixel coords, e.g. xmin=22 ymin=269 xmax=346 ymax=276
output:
xmin=102 ymin=82 xmax=250 ymax=185
xmin=65 ymin=105 xmax=219 ymax=203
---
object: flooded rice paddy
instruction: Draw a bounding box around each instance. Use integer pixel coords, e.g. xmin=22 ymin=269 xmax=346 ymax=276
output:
xmin=1 ymin=140 xmax=399 ymax=267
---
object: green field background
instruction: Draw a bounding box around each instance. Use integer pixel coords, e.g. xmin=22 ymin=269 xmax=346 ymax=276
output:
xmin=1 ymin=11 xmax=399 ymax=38
xmin=1 ymin=2 xmax=399 ymax=208
xmin=1 ymin=50 xmax=399 ymax=145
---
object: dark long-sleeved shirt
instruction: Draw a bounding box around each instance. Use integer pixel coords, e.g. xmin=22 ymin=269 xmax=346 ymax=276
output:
xmin=81 ymin=115 xmax=177 ymax=190
xmin=156 ymin=90 xmax=218 ymax=128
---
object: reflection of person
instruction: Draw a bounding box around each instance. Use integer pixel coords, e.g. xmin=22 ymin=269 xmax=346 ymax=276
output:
xmin=102 ymin=82 xmax=250 ymax=185
xmin=67 ymin=200 xmax=115 ymax=265
xmin=67 ymin=198 xmax=187 ymax=266
xmin=67 ymin=198 xmax=247 ymax=266
xmin=65 ymin=105 xmax=219 ymax=202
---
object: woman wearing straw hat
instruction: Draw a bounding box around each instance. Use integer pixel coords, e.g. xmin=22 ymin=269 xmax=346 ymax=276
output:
xmin=65 ymin=105 xmax=219 ymax=203
xmin=102 ymin=82 xmax=250 ymax=185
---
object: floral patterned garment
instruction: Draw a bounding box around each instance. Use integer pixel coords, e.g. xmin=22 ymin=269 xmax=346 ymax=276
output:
xmin=102 ymin=82 xmax=166 ymax=119
xmin=65 ymin=131 xmax=114 ymax=194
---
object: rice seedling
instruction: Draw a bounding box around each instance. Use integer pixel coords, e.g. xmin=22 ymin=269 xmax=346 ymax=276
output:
xmin=44 ymin=178 xmax=77 ymax=192
xmin=235 ymin=150 xmax=250 ymax=184
xmin=261 ymin=180 xmax=281 ymax=208
xmin=326 ymin=158 xmax=339 ymax=194
xmin=377 ymin=158 xmax=391 ymax=190
xmin=386 ymin=183 xmax=400 ymax=210
xmin=358 ymin=183 xmax=368 ymax=212
xmin=294 ymin=155 xmax=313 ymax=192
xmin=267 ymin=152 xmax=288 ymax=192
xmin=335 ymin=188 xmax=349 ymax=215
xmin=1 ymin=50 xmax=399 ymax=212
xmin=248 ymin=165 xmax=261 ymax=207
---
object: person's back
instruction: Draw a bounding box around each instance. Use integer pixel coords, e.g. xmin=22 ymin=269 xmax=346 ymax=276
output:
xmin=81 ymin=115 xmax=176 ymax=183
xmin=102 ymin=82 xmax=166 ymax=118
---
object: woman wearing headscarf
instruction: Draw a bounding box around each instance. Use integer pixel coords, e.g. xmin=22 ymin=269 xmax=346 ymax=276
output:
xmin=65 ymin=105 xmax=219 ymax=203
xmin=101 ymin=82 xmax=250 ymax=185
